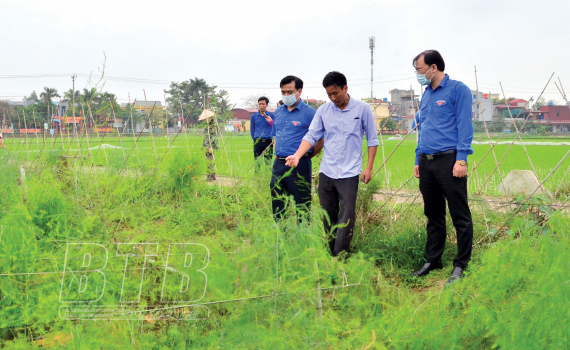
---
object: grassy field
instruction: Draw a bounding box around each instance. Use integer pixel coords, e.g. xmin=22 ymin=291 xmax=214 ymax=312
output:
xmin=0 ymin=132 xmax=570 ymax=348
xmin=4 ymin=132 xmax=570 ymax=196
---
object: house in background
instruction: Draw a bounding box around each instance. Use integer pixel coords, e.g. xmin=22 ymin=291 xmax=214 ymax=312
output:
xmin=362 ymin=98 xmax=391 ymax=132
xmin=493 ymin=98 xmax=530 ymax=119
xmin=231 ymin=108 xmax=276 ymax=132
xmin=389 ymin=89 xmax=419 ymax=117
xmin=530 ymin=104 xmax=570 ymax=133
xmin=508 ymin=99 xmax=528 ymax=108
xmin=121 ymin=100 xmax=165 ymax=132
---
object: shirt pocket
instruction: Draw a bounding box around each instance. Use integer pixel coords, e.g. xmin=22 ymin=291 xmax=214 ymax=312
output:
xmin=347 ymin=116 xmax=363 ymax=137
xmin=273 ymin=116 xmax=285 ymax=135
xmin=432 ymin=99 xmax=454 ymax=117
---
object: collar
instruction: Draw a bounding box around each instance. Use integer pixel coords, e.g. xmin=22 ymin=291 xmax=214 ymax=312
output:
xmin=426 ymin=74 xmax=449 ymax=92
xmin=331 ymin=94 xmax=355 ymax=112
xmin=288 ymin=98 xmax=305 ymax=112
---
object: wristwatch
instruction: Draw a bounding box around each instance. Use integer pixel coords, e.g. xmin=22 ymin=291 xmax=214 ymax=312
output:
xmin=456 ymin=160 xmax=467 ymax=166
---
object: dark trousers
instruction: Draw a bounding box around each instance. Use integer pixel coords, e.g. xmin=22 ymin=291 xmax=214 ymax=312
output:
xmin=270 ymin=157 xmax=312 ymax=221
xmin=253 ymin=139 xmax=273 ymax=160
xmin=419 ymin=153 xmax=473 ymax=269
xmin=318 ymin=173 xmax=360 ymax=257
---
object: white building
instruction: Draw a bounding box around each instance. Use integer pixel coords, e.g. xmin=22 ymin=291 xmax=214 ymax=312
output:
xmin=471 ymin=90 xmax=493 ymax=122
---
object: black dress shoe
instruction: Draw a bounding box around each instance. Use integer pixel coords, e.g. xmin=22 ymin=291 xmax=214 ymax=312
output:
xmin=446 ymin=267 xmax=464 ymax=285
xmin=411 ymin=262 xmax=443 ymax=277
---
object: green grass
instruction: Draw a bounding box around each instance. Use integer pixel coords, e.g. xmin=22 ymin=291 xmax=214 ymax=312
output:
xmin=4 ymin=133 xmax=569 ymax=195
xmin=0 ymin=132 xmax=569 ymax=349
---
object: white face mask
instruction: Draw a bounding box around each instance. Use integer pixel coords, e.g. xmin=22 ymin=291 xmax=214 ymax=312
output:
xmin=416 ymin=66 xmax=435 ymax=86
xmin=282 ymin=92 xmax=298 ymax=106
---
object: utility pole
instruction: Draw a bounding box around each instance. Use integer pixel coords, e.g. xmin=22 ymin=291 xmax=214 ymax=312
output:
xmin=72 ymin=74 xmax=76 ymax=135
xmin=474 ymin=66 xmax=479 ymax=122
xmin=369 ymin=36 xmax=375 ymax=101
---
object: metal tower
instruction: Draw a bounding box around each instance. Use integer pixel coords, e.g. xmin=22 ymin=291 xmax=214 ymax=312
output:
xmin=369 ymin=36 xmax=375 ymax=101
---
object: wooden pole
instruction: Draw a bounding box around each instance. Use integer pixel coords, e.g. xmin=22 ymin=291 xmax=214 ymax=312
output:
xmin=143 ymin=90 xmax=157 ymax=161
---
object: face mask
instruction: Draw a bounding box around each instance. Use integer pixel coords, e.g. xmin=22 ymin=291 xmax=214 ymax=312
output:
xmin=416 ymin=66 xmax=434 ymax=86
xmin=282 ymin=93 xmax=298 ymax=106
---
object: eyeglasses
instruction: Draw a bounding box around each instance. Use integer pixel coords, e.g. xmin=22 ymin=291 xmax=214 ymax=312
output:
xmin=414 ymin=65 xmax=431 ymax=74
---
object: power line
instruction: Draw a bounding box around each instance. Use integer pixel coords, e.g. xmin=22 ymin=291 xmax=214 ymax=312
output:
xmin=0 ymin=73 xmax=562 ymax=96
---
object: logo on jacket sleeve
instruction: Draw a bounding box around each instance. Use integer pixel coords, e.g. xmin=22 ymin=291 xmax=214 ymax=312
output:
xmin=292 ymin=121 xmax=301 ymax=126
xmin=436 ymin=100 xmax=447 ymax=106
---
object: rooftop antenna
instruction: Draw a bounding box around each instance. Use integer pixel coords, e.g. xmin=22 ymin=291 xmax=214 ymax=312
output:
xmin=369 ymin=36 xmax=375 ymax=101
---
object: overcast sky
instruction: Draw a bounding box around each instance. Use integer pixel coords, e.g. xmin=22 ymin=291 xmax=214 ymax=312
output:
xmin=1 ymin=0 xmax=568 ymax=108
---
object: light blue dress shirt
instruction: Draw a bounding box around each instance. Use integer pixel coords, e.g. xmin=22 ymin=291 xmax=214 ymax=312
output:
xmin=302 ymin=96 xmax=379 ymax=179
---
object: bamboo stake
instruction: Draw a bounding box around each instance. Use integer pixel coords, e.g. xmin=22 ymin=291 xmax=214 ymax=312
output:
xmin=474 ymin=66 xmax=504 ymax=191
xmin=467 ymin=104 xmax=528 ymax=178
xmin=118 ymin=103 xmax=158 ymax=175
xmin=127 ymin=95 xmax=142 ymax=168
xmin=365 ymin=174 xmax=415 ymax=223
xmin=212 ymin=95 xmax=241 ymax=215
xmin=15 ymin=111 xmax=26 ymax=156
xmin=31 ymin=110 xmax=40 ymax=155
xmin=81 ymin=105 xmax=92 ymax=158
xmin=499 ymin=82 xmax=540 ymax=181
xmin=21 ymin=111 xmax=30 ymax=161
xmin=143 ymin=90 xmax=158 ymax=161
xmin=554 ymin=162 xmax=570 ymax=197
xmin=497 ymin=147 xmax=570 ymax=233
xmin=157 ymin=99 xmax=201 ymax=163
xmin=109 ymin=97 xmax=126 ymax=160
xmin=177 ymin=97 xmax=192 ymax=154
xmin=553 ymin=78 xmax=570 ymax=196
xmin=370 ymin=121 xmax=417 ymax=180
xmin=164 ymin=93 xmax=171 ymax=152
xmin=86 ymin=101 xmax=109 ymax=167
xmin=411 ymin=85 xmax=421 ymax=144
xmin=29 ymin=110 xmax=51 ymax=171
xmin=476 ymin=73 xmax=555 ymax=195
xmin=57 ymin=101 xmax=65 ymax=151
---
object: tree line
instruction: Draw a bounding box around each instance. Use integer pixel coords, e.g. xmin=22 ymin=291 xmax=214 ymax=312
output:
xmin=0 ymin=77 xmax=233 ymax=130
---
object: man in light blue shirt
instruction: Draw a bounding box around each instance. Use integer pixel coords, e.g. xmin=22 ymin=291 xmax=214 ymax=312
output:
xmin=286 ymin=71 xmax=379 ymax=256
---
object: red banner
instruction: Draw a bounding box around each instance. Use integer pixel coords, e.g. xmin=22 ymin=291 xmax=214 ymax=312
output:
xmin=53 ymin=117 xmax=84 ymax=123
xmin=93 ymin=128 xmax=114 ymax=132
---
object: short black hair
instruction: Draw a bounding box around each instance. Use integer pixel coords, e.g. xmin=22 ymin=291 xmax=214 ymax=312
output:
xmin=322 ymin=71 xmax=347 ymax=89
xmin=413 ymin=50 xmax=445 ymax=72
xmin=258 ymin=96 xmax=269 ymax=104
xmin=277 ymin=100 xmax=284 ymax=106
xmin=280 ymin=75 xmax=303 ymax=90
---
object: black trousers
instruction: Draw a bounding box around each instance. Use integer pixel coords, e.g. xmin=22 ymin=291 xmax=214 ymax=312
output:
xmin=418 ymin=152 xmax=473 ymax=268
xmin=318 ymin=173 xmax=360 ymax=256
xmin=253 ymin=138 xmax=273 ymax=160
xmin=270 ymin=157 xmax=312 ymax=221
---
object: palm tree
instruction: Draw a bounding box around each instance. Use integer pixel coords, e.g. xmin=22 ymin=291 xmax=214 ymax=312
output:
xmin=81 ymin=88 xmax=101 ymax=105
xmin=39 ymin=87 xmax=60 ymax=121
xmin=79 ymin=88 xmax=102 ymax=118
xmin=62 ymin=89 xmax=79 ymax=103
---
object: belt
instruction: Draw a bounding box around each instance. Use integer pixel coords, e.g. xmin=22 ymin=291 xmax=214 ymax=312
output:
xmin=420 ymin=149 xmax=456 ymax=160
xmin=256 ymin=138 xmax=272 ymax=143
xmin=277 ymin=153 xmax=309 ymax=163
